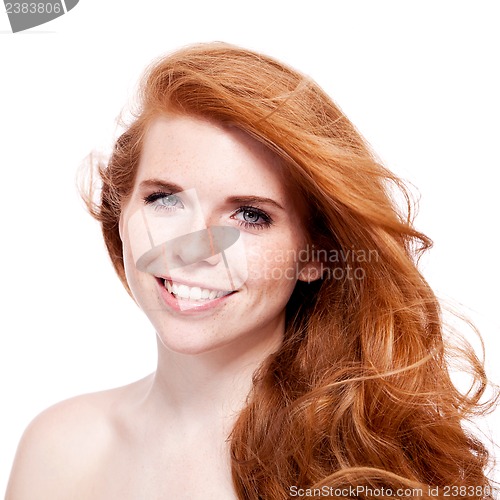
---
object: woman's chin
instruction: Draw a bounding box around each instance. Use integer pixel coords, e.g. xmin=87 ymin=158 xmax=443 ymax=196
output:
xmin=155 ymin=330 xmax=231 ymax=357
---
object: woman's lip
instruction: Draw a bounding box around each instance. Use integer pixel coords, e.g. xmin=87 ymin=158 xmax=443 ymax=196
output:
xmin=155 ymin=278 xmax=236 ymax=313
xmin=157 ymin=275 xmax=234 ymax=293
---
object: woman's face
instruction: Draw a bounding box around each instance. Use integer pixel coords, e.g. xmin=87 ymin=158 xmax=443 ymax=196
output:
xmin=120 ymin=113 xmax=313 ymax=356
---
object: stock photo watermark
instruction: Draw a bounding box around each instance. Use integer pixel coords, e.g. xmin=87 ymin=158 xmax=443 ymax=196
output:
xmin=3 ymin=0 xmax=79 ymax=32
xmin=289 ymin=484 xmax=493 ymax=498
xmin=246 ymin=245 xmax=379 ymax=282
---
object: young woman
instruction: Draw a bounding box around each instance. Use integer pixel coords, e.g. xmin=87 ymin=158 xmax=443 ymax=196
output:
xmin=6 ymin=42 xmax=497 ymax=499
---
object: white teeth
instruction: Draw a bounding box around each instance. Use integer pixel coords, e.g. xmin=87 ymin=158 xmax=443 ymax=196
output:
xmin=177 ymin=284 xmax=190 ymax=299
xmin=163 ymin=280 xmax=231 ymax=302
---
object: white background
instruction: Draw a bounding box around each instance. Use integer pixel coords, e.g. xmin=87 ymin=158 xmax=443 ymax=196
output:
xmin=1 ymin=1 xmax=499 ymax=492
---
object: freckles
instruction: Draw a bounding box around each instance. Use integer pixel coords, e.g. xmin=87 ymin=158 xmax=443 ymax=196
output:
xmin=243 ymin=232 xmax=303 ymax=285
xmin=248 ymin=258 xmax=298 ymax=285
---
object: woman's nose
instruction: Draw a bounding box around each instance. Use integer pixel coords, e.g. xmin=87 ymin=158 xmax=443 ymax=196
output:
xmin=135 ymin=225 xmax=242 ymax=280
xmin=169 ymin=226 xmax=240 ymax=269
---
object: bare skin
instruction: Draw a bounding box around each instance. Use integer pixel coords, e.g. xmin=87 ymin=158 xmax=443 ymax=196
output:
xmin=6 ymin=330 xmax=282 ymax=499
xmin=6 ymin=115 xmax=318 ymax=499
xmin=5 ymin=374 xmax=237 ymax=499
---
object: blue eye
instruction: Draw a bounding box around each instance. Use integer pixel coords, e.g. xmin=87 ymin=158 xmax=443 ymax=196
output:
xmin=233 ymin=206 xmax=273 ymax=229
xmin=143 ymin=192 xmax=184 ymax=211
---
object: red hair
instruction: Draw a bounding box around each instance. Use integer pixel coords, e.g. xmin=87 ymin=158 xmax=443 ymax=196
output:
xmin=83 ymin=42 xmax=498 ymax=499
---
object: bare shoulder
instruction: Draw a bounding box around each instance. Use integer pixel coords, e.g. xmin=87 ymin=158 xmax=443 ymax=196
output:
xmin=5 ymin=375 xmax=153 ymax=500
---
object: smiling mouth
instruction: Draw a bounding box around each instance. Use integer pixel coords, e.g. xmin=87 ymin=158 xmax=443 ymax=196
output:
xmin=158 ymin=278 xmax=235 ymax=302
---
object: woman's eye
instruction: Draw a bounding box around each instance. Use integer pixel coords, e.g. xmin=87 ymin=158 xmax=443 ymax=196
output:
xmin=157 ymin=194 xmax=183 ymax=208
xmin=241 ymin=210 xmax=260 ymax=223
xmin=143 ymin=192 xmax=185 ymax=211
xmin=233 ymin=207 xmax=273 ymax=229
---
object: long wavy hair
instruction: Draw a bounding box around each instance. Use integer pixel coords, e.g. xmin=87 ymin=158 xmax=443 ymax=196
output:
xmin=84 ymin=42 xmax=497 ymax=499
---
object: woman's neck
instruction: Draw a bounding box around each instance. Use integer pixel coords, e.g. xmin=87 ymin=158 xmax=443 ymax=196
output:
xmin=142 ymin=325 xmax=283 ymax=438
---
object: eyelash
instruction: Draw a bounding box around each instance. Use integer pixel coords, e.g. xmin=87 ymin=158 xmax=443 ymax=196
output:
xmin=143 ymin=191 xmax=183 ymax=212
xmin=233 ymin=206 xmax=273 ymax=230
xmin=142 ymin=192 xmax=273 ymax=229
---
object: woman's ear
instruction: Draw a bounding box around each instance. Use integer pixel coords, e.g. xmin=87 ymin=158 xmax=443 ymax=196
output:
xmin=297 ymin=260 xmax=323 ymax=283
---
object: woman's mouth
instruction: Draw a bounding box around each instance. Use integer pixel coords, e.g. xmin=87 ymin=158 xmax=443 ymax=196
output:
xmin=158 ymin=278 xmax=234 ymax=303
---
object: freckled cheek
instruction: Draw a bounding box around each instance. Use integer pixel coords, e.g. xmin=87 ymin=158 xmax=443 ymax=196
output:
xmin=122 ymin=239 xmax=152 ymax=297
xmin=244 ymin=241 xmax=301 ymax=285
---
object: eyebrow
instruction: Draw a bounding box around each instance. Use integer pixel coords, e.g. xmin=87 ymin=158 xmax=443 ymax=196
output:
xmin=226 ymin=196 xmax=284 ymax=211
xmin=139 ymin=178 xmax=284 ymax=210
xmin=138 ymin=179 xmax=184 ymax=193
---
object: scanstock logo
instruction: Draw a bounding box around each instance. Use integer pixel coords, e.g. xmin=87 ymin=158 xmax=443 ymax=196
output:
xmin=4 ymin=0 xmax=79 ymax=32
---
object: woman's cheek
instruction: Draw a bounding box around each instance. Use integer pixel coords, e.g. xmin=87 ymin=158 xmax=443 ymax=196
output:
xmin=244 ymin=244 xmax=297 ymax=285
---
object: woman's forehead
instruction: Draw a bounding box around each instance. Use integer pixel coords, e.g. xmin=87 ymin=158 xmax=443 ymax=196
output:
xmin=136 ymin=114 xmax=291 ymax=201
